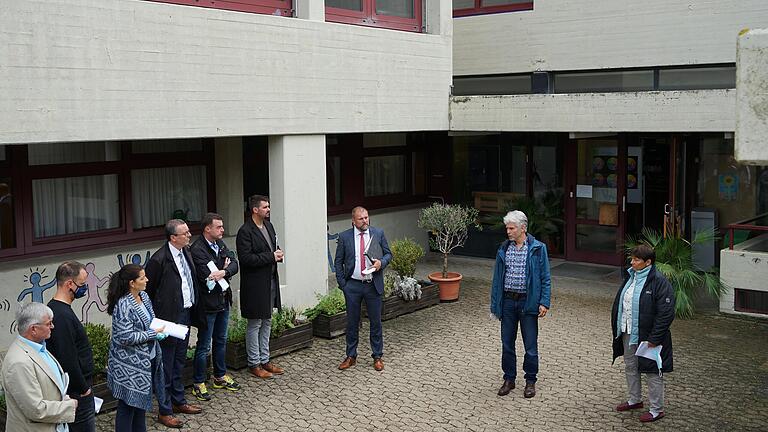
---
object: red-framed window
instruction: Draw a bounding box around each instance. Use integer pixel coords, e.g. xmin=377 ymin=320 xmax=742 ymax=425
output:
xmin=326 ymin=0 xmax=422 ymax=33
xmin=0 ymin=140 xmax=215 ymax=261
xmin=453 ymin=0 xmax=533 ymax=17
xmin=144 ymin=0 xmax=293 ymax=16
xmin=326 ymin=133 xmax=427 ymax=215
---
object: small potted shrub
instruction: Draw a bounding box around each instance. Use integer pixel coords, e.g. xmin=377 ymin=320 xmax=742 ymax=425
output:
xmin=85 ymin=322 xmax=118 ymax=413
xmin=269 ymin=307 xmax=313 ymax=358
xmin=225 ymin=312 xmax=249 ymax=370
xmin=418 ymin=203 xmax=481 ymax=301
xmin=304 ymin=288 xmax=347 ymax=339
xmin=389 ymin=237 xmax=425 ymax=301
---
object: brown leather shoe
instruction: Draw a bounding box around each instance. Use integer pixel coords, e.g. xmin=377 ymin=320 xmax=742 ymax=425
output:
xmin=249 ymin=365 xmax=273 ymax=379
xmin=497 ymin=380 xmax=515 ymax=396
xmin=262 ymin=362 xmax=284 ymax=375
xmin=523 ymin=382 xmax=536 ymax=398
xmin=338 ymin=356 xmax=357 ymax=370
xmin=373 ymin=358 xmax=384 ymax=371
xmin=616 ymin=401 xmax=644 ymax=412
xmin=158 ymin=414 xmax=183 ymax=428
xmin=172 ymin=404 xmax=202 ymax=414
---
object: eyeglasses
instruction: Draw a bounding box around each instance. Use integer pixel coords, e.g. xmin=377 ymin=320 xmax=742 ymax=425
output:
xmin=173 ymin=230 xmax=191 ymax=236
xmin=34 ymin=320 xmax=54 ymax=329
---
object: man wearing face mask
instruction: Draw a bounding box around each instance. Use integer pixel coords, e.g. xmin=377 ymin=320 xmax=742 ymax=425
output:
xmin=47 ymin=260 xmax=96 ymax=432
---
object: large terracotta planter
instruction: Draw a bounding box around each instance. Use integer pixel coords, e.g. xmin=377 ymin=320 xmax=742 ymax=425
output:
xmin=428 ymin=272 xmax=463 ymax=302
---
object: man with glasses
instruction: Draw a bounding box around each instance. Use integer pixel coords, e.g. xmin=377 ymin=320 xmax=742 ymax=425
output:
xmin=2 ymin=302 xmax=79 ymax=431
xmin=47 ymin=261 xmax=96 ymax=432
xmin=146 ymin=219 xmax=203 ymax=428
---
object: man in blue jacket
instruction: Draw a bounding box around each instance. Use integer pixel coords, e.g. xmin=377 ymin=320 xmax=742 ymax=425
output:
xmin=490 ymin=210 xmax=551 ymax=398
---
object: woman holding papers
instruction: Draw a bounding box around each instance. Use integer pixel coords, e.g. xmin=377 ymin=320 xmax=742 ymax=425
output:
xmin=611 ymin=244 xmax=675 ymax=423
xmin=106 ymin=264 xmax=167 ymax=432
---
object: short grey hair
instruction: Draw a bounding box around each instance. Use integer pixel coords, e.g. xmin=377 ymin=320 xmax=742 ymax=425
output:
xmin=502 ymin=210 xmax=528 ymax=230
xmin=16 ymin=302 xmax=53 ymax=335
xmin=165 ymin=219 xmax=187 ymax=241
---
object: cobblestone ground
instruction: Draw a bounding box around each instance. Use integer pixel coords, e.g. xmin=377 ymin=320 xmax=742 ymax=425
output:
xmin=97 ymin=255 xmax=768 ymax=431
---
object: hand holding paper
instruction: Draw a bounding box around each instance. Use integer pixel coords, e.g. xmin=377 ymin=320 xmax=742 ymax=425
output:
xmin=206 ymin=261 xmax=229 ymax=291
xmin=150 ymin=318 xmax=189 ymax=340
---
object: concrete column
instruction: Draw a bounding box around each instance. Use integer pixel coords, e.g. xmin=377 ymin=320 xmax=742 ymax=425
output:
xmin=268 ymin=135 xmax=328 ymax=310
xmin=295 ymin=0 xmax=325 ymax=21
xmin=425 ymin=0 xmax=452 ymax=37
xmin=214 ymin=137 xmax=244 ymax=227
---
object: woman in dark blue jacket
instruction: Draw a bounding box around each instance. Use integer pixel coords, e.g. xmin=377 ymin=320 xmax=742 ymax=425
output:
xmin=611 ymin=244 xmax=675 ymax=423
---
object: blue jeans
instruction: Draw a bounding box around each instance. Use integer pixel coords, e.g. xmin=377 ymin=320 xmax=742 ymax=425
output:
xmin=158 ymin=308 xmax=190 ymax=415
xmin=194 ymin=308 xmax=229 ymax=382
xmin=501 ymin=296 xmax=539 ymax=383
xmin=115 ymin=399 xmax=146 ymax=432
xmin=343 ymin=279 xmax=383 ymax=359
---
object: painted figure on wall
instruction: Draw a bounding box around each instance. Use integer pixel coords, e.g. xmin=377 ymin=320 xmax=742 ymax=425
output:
xmin=80 ymin=262 xmax=110 ymax=323
xmin=117 ymin=251 xmax=151 ymax=269
xmin=17 ymin=267 xmax=56 ymax=303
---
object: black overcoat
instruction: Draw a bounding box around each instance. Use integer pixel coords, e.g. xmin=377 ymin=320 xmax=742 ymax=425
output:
xmin=236 ymin=217 xmax=281 ymax=319
xmin=145 ymin=242 xmax=206 ymax=331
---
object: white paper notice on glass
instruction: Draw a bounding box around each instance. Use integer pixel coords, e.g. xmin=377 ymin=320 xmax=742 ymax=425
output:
xmin=206 ymin=260 xmax=229 ymax=291
xmin=94 ymin=397 xmax=103 ymax=413
xmin=576 ymin=184 xmax=593 ymax=198
xmin=150 ymin=318 xmax=189 ymax=340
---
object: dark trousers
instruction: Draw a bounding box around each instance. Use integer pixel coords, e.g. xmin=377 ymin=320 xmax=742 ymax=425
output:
xmin=343 ymin=279 xmax=383 ymax=359
xmin=501 ymin=295 xmax=539 ymax=383
xmin=69 ymin=388 xmax=96 ymax=432
xmin=158 ymin=308 xmax=191 ymax=415
xmin=115 ymin=399 xmax=146 ymax=432
xmin=194 ymin=308 xmax=229 ymax=382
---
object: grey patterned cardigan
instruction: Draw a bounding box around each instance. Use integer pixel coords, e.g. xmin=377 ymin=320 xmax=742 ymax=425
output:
xmin=107 ymin=291 xmax=165 ymax=411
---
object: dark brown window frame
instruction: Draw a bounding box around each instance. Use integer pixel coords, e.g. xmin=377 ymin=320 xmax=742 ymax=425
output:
xmin=326 ymin=0 xmax=423 ymax=33
xmin=144 ymin=0 xmax=293 ymax=16
xmin=453 ymin=1 xmax=533 ymax=18
xmin=0 ymin=140 xmax=215 ymax=261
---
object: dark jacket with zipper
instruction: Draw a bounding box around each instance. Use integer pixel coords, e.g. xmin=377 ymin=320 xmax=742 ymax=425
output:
xmin=190 ymin=235 xmax=239 ymax=314
xmin=611 ymin=265 xmax=675 ymax=373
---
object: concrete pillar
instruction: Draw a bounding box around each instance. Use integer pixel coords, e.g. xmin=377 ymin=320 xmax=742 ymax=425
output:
xmin=425 ymin=0 xmax=452 ymax=37
xmin=268 ymin=135 xmax=328 ymax=310
xmin=295 ymin=0 xmax=325 ymax=21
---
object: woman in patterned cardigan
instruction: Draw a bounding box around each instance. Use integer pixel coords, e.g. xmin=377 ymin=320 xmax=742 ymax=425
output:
xmin=107 ymin=264 xmax=167 ymax=432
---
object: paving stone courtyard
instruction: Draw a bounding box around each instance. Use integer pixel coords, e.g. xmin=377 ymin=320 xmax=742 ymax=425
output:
xmin=96 ymin=255 xmax=768 ymax=431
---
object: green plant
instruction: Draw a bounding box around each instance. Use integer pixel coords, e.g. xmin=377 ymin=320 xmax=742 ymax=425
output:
xmin=625 ymin=227 xmax=728 ymax=319
xmin=227 ymin=314 xmax=248 ymax=344
xmin=383 ymin=274 xmax=396 ymax=297
xmin=499 ymin=190 xmax=564 ymax=242
xmin=389 ymin=238 xmax=425 ymax=279
xmin=270 ymin=307 xmax=302 ymax=338
xmin=0 ymin=391 xmax=5 ymax=411
xmin=304 ymin=288 xmax=346 ymax=320
xmin=84 ymin=323 xmax=110 ymax=375
xmin=418 ymin=203 xmax=481 ymax=277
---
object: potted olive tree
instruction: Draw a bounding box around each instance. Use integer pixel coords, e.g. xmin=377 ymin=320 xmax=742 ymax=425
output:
xmin=418 ymin=203 xmax=481 ymax=301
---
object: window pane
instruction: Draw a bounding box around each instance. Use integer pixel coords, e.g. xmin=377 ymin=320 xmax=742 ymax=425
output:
xmin=131 ymin=166 xmax=207 ymax=229
xmin=327 ymin=0 xmax=363 ymax=11
xmin=482 ymin=0 xmax=530 ymax=6
xmin=412 ymin=151 xmax=426 ymax=195
xmin=376 ymin=0 xmax=413 ymax=18
xmin=131 ymin=139 xmax=203 ymax=154
xmin=327 ymin=156 xmax=342 ymax=206
xmin=0 ymin=145 xmax=6 ymax=161
xmin=28 ymin=142 xmax=121 ymax=165
xmin=658 ymin=66 xmax=736 ymax=91
xmin=453 ymin=75 xmax=532 ymax=96
xmin=555 ymin=70 xmax=654 ymax=93
xmin=453 ymin=0 xmax=475 ymax=9
xmin=32 ymin=175 xmax=120 ymax=238
xmin=0 ymin=178 xmax=15 ymax=248
xmin=364 ymin=155 xmax=406 ymax=197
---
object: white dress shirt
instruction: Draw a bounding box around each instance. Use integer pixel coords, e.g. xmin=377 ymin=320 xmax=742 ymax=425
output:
xmin=352 ymin=226 xmax=371 ymax=281
xmin=168 ymin=243 xmax=194 ymax=308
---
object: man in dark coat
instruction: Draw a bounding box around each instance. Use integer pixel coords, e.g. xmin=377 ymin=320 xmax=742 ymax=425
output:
xmin=611 ymin=244 xmax=675 ymax=423
xmin=190 ymin=212 xmax=240 ymax=401
xmin=236 ymin=195 xmax=284 ymax=379
xmin=145 ymin=219 xmax=203 ymax=428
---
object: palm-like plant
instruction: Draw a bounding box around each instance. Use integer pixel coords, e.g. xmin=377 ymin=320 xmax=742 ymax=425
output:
xmin=625 ymin=227 xmax=727 ymax=319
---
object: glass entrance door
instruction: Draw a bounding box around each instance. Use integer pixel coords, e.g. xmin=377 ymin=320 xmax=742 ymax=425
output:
xmin=565 ymin=137 xmax=626 ymax=265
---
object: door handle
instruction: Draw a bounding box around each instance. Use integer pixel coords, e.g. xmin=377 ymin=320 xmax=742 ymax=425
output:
xmin=622 ymin=196 xmax=626 ymax=212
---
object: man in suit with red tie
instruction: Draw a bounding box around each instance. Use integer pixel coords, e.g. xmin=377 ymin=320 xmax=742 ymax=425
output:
xmin=335 ymin=206 xmax=392 ymax=371
xmin=145 ymin=219 xmax=203 ymax=428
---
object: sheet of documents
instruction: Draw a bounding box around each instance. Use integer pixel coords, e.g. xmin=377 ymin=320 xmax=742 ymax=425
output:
xmin=94 ymin=397 xmax=103 ymax=413
xmin=207 ymin=260 xmax=229 ymax=291
xmin=150 ymin=318 xmax=189 ymax=340
xmin=635 ymin=341 xmax=663 ymax=370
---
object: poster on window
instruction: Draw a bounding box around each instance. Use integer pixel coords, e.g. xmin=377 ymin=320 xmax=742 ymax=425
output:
xmin=719 ymin=173 xmax=739 ymax=201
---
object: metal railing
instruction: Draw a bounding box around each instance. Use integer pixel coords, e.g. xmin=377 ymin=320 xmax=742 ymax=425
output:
xmin=726 ymin=212 xmax=768 ymax=249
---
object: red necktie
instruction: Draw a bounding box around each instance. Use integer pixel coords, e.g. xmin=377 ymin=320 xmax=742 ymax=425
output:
xmin=360 ymin=232 xmax=366 ymax=273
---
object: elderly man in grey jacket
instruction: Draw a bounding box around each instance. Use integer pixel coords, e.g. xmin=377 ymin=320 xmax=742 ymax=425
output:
xmin=2 ymin=302 xmax=78 ymax=432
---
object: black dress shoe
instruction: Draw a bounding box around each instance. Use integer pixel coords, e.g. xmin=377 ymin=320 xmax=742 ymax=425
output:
xmin=497 ymin=380 xmax=515 ymax=396
xmin=524 ymin=382 xmax=536 ymax=398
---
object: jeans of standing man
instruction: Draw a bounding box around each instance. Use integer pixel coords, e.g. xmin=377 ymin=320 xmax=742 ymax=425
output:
xmin=115 ymin=399 xmax=147 ymax=432
xmin=622 ymin=333 xmax=665 ymax=415
xmin=246 ymin=318 xmax=272 ymax=367
xmin=194 ymin=308 xmax=230 ymax=382
xmin=158 ymin=308 xmax=191 ymax=415
xmin=69 ymin=387 xmax=96 ymax=432
xmin=501 ymin=295 xmax=539 ymax=383
xmin=343 ymin=279 xmax=383 ymax=359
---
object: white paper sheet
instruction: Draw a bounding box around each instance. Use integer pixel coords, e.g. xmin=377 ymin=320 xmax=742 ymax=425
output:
xmin=150 ymin=318 xmax=189 ymax=340
xmin=635 ymin=341 xmax=663 ymax=371
xmin=94 ymin=397 xmax=103 ymax=413
xmin=206 ymin=261 xmax=229 ymax=291
xmin=576 ymin=184 xmax=593 ymax=198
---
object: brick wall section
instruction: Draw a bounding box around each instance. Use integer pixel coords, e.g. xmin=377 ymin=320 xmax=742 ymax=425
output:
xmin=0 ymin=0 xmax=451 ymax=144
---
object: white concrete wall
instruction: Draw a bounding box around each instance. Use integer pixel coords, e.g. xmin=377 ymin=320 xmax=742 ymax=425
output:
xmin=720 ymin=237 xmax=768 ymax=318
xmin=735 ymin=28 xmax=768 ymax=165
xmin=0 ymin=0 xmax=451 ymax=144
xmin=326 ymin=206 xmax=429 ymax=289
xmin=450 ymin=90 xmax=734 ymax=132
xmin=454 ymin=1 xmax=768 ymax=75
